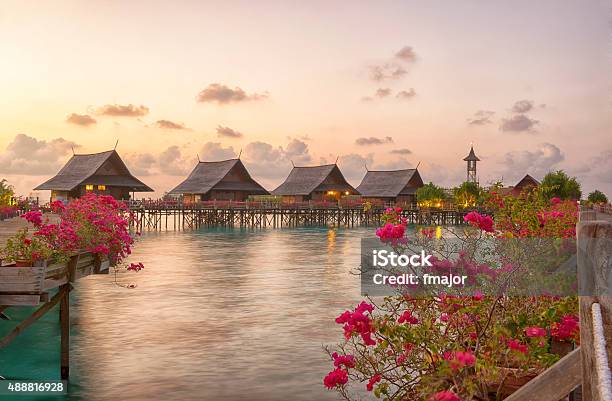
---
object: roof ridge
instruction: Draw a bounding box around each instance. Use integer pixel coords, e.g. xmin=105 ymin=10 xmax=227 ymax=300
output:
xmin=365 ymin=168 xmax=416 ymax=172
xmin=197 ymin=158 xmax=239 ymax=164
xmin=72 ymin=149 xmax=115 ymax=157
xmin=291 ymin=163 xmax=337 ymax=169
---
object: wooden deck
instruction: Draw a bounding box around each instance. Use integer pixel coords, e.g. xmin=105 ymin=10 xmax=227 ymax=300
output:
xmin=0 ymin=217 xmax=27 ymax=247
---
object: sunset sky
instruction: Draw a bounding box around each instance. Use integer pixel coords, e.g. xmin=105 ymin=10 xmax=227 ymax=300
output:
xmin=1 ymin=0 xmax=610 ymax=199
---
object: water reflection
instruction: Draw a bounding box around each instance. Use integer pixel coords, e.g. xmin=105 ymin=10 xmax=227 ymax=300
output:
xmin=66 ymin=227 xmax=369 ymax=401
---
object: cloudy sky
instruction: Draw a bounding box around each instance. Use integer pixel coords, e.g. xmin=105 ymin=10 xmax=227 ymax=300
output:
xmin=1 ymin=0 xmax=611 ymax=199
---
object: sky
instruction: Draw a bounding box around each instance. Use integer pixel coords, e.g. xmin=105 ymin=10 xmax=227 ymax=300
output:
xmin=1 ymin=0 xmax=611 ymax=200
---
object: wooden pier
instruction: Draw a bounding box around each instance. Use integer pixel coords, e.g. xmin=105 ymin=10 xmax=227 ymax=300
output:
xmin=130 ymin=201 xmax=468 ymax=231
xmin=0 ymin=251 xmax=110 ymax=380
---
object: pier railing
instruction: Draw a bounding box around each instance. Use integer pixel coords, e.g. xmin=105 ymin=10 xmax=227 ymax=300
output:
xmin=505 ymin=212 xmax=612 ymax=401
xmin=128 ymin=201 xmax=468 ymax=230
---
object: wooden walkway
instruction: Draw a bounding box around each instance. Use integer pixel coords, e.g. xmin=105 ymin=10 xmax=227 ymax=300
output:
xmin=130 ymin=205 xmax=468 ymax=231
xmin=0 ymin=217 xmax=27 ymax=247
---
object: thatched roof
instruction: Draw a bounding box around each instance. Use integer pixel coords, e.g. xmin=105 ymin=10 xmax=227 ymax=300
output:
xmin=35 ymin=150 xmax=153 ymax=192
xmin=463 ymin=146 xmax=480 ymax=161
xmin=356 ymin=169 xmax=423 ymax=198
xmin=169 ymin=159 xmax=268 ymax=195
xmin=272 ymin=164 xmax=357 ymax=196
xmin=514 ymin=174 xmax=539 ymax=188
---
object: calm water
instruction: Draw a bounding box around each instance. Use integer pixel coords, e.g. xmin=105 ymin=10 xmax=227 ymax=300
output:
xmin=0 ymin=227 xmax=377 ymax=401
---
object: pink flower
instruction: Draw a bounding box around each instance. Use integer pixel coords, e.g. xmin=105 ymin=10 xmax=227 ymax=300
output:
xmin=472 ymin=291 xmax=483 ymax=301
xmin=395 ymin=207 xmax=403 ymax=213
xmin=429 ymin=390 xmax=461 ymax=401
xmin=323 ymin=368 xmax=348 ymax=389
xmin=398 ymin=310 xmax=419 ymax=325
xmin=464 ymin=211 xmax=494 ymax=232
xmin=507 ymin=339 xmax=528 ymax=354
xmin=443 ymin=350 xmax=476 ymax=370
xmin=550 ymin=197 xmax=561 ymax=204
xmin=50 ymin=200 xmax=65 ymax=212
xmin=366 ymin=374 xmax=381 ymax=391
xmin=354 ymin=301 xmax=374 ymax=314
xmin=22 ymin=211 xmax=43 ymax=226
xmin=440 ymin=313 xmax=449 ymax=322
xmin=127 ymin=262 xmax=144 ymax=272
xmin=551 ymin=315 xmax=579 ymax=341
xmin=336 ymin=303 xmax=376 ymax=346
xmin=332 ymin=352 xmax=355 ymax=369
xmin=525 ymin=326 xmax=547 ymax=338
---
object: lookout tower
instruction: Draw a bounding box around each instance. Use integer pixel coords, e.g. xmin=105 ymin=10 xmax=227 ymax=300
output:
xmin=463 ymin=145 xmax=480 ymax=183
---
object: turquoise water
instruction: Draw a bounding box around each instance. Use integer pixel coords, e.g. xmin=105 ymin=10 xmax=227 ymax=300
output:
xmin=1 ymin=227 xmax=374 ymax=401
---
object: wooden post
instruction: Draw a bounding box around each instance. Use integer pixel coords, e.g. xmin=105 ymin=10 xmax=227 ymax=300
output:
xmin=59 ymin=284 xmax=70 ymax=380
xmin=577 ymin=218 xmax=612 ymax=401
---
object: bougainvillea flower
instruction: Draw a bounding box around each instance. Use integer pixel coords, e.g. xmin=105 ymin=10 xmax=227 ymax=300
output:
xmin=525 ymin=327 xmax=547 ymax=338
xmin=323 ymin=368 xmax=348 ymax=389
xmin=332 ymin=352 xmax=355 ymax=368
xmin=429 ymin=390 xmax=461 ymax=401
xmin=366 ymin=374 xmax=381 ymax=391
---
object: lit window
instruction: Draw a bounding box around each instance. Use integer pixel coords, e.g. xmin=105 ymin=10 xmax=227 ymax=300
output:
xmin=344 ymin=191 xmax=350 ymax=196
xmin=85 ymin=184 xmax=94 ymax=191
xmin=97 ymin=185 xmax=106 ymax=191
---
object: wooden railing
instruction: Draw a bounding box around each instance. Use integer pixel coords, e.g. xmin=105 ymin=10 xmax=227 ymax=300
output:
xmin=507 ymin=213 xmax=612 ymax=401
xmin=592 ymin=204 xmax=612 ymax=215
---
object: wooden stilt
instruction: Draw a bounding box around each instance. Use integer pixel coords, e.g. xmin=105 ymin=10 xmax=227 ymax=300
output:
xmin=60 ymin=285 xmax=70 ymax=380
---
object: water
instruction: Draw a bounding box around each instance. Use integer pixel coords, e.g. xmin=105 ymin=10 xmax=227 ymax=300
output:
xmin=0 ymin=227 xmax=375 ymax=401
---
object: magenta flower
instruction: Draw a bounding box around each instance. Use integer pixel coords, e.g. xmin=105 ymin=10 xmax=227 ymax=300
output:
xmin=463 ymin=211 xmax=494 ymax=233
xmin=525 ymin=326 xmax=547 ymax=338
xmin=429 ymin=390 xmax=461 ymax=401
xmin=507 ymin=338 xmax=528 ymax=354
xmin=366 ymin=374 xmax=381 ymax=391
xmin=332 ymin=352 xmax=355 ymax=368
xmin=551 ymin=315 xmax=579 ymax=341
xmin=398 ymin=310 xmax=419 ymax=325
xmin=323 ymin=367 xmax=348 ymax=389
xmin=22 ymin=211 xmax=43 ymax=227
xmin=443 ymin=350 xmax=476 ymax=370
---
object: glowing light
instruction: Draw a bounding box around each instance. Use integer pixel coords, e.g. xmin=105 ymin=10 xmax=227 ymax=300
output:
xmin=344 ymin=191 xmax=349 ymax=196
xmin=97 ymin=185 xmax=106 ymax=191
xmin=435 ymin=226 xmax=442 ymax=239
xmin=85 ymin=184 xmax=94 ymax=191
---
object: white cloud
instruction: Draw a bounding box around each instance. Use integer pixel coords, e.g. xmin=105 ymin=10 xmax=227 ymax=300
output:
xmin=0 ymin=134 xmax=79 ymax=175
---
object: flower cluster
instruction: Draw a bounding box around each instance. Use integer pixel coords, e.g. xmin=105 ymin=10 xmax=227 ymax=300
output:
xmin=443 ymin=350 xmax=476 ymax=371
xmin=127 ymin=262 xmax=145 ymax=272
xmin=335 ymin=301 xmax=376 ymax=346
xmin=2 ymin=194 xmax=142 ymax=271
xmin=551 ymin=314 xmax=579 ymax=342
xmin=323 ymin=367 xmax=348 ymax=389
xmin=463 ymin=211 xmax=494 ymax=233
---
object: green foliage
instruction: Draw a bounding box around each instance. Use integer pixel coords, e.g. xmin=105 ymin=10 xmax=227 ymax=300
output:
xmin=0 ymin=179 xmax=15 ymax=206
xmin=416 ymin=182 xmax=447 ymax=207
xmin=452 ymin=181 xmax=480 ymax=208
xmin=587 ymin=190 xmax=608 ymax=204
xmin=540 ymin=170 xmax=581 ymax=200
xmin=2 ymin=228 xmax=52 ymax=263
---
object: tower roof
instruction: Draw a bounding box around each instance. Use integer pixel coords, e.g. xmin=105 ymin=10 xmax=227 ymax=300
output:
xmin=463 ymin=146 xmax=480 ymax=161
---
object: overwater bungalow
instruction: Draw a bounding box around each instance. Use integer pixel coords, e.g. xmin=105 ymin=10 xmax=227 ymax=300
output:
xmin=271 ymin=164 xmax=358 ymax=202
xmin=169 ymin=158 xmax=268 ymax=202
xmin=356 ymin=168 xmax=424 ymax=206
xmin=35 ymin=150 xmax=153 ymax=202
